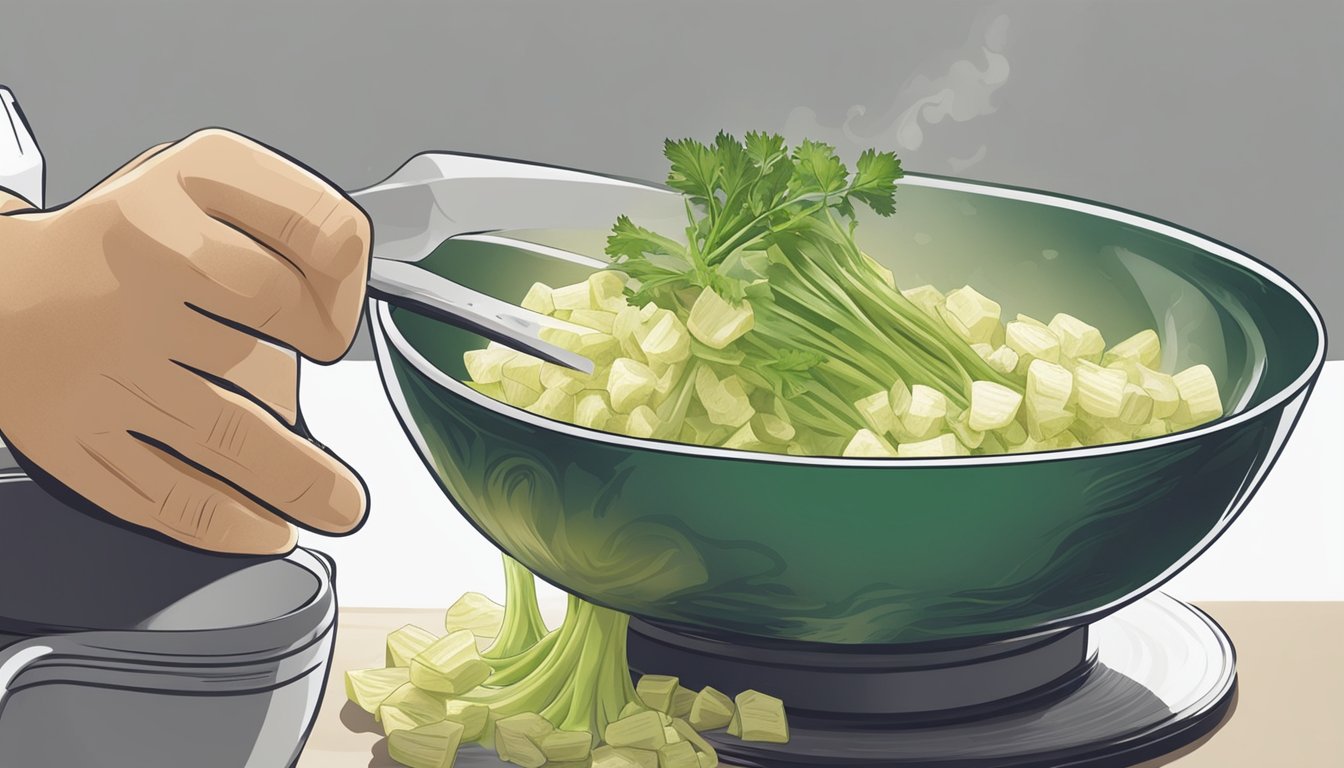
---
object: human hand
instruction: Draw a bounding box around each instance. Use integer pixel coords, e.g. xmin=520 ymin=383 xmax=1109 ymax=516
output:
xmin=0 ymin=129 xmax=370 ymax=554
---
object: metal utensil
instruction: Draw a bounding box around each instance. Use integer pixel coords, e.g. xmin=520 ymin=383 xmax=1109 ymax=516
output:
xmin=353 ymin=153 xmax=686 ymax=372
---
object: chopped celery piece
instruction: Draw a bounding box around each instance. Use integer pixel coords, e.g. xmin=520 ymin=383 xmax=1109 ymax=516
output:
xmin=1005 ymin=321 xmax=1061 ymax=371
xmin=606 ymin=711 xmax=669 ymax=750
xmin=345 ymin=667 xmax=411 ymax=714
xmin=541 ymin=730 xmax=595 ymax=762
xmin=541 ymin=364 xmax=590 ymax=395
xmin=640 ymin=311 xmax=692 ymax=366
xmin=670 ymin=688 xmax=697 ymax=719
xmin=380 ymin=704 xmax=427 ymax=737
xmin=687 ymin=290 xmax=754 ymax=349
xmin=984 ymin=345 xmax=1019 ymax=375
xmin=1117 ymin=383 xmax=1154 ymax=426
xmin=571 ymin=309 xmax=618 ymax=334
xmin=1074 ymin=361 xmax=1128 ymax=419
xmin=410 ymin=630 xmax=492 ymax=694
xmin=670 ymin=718 xmax=716 ymax=759
xmin=1172 ymin=364 xmax=1223 ymax=425
xmin=901 ymin=385 xmax=948 ymax=440
xmin=1025 ymin=360 xmax=1075 ymax=440
xmin=946 ymin=407 xmax=985 ymax=449
xmin=575 ymin=391 xmax=614 ymax=430
xmin=1135 ymin=419 xmax=1170 ymax=439
xmin=443 ymin=700 xmax=491 ymax=743
xmin=663 ymin=725 xmax=681 ymax=744
xmin=521 ymin=283 xmax=556 ymax=315
xmin=607 ymin=358 xmax=658 ymax=414
xmin=625 ymin=405 xmax=661 ymax=439
xmin=721 ymin=422 xmax=768 ymax=451
xmin=940 ymin=285 xmax=1001 ymax=345
xmin=1103 ymin=329 xmax=1161 ymax=369
xmin=726 ymin=691 xmax=789 ymax=744
xmin=636 ymin=675 xmax=680 ymax=714
xmin=968 ymin=381 xmax=1022 ymax=432
xmin=843 ymin=429 xmax=897 ymax=457
xmin=387 ymin=624 xmax=439 ymax=668
xmin=854 ymin=390 xmax=897 ymax=436
xmin=1136 ymin=365 xmax=1180 ymax=419
xmin=379 ymin=683 xmax=447 ymax=727
xmin=501 ymin=356 xmax=544 ymax=408
xmin=898 ymin=434 xmax=967 ymax=458
xmin=750 ymin=413 xmax=795 ymax=445
xmin=657 ymin=741 xmax=699 ymax=768
xmin=901 ymin=284 xmax=945 ymax=318
xmin=589 ymin=271 xmax=630 ymax=313
xmin=688 ymin=687 xmax=734 ymax=732
xmin=387 ymin=720 xmax=465 ymax=768
xmin=888 ymin=377 xmax=913 ymax=416
xmin=495 ymin=712 xmax=554 ymax=768
xmin=527 ymin=388 xmax=577 ymax=421
xmin=463 ymin=347 xmax=515 ymax=385
xmin=467 ymin=381 xmax=505 ymax=401
xmin=594 ymin=746 xmax=648 ymax=768
xmin=608 ymin=747 xmax=659 ymax=768
xmin=552 ymin=282 xmax=594 ymax=311
xmin=1049 ymin=313 xmax=1105 ymax=363
xmin=694 ymin=367 xmax=754 ymax=428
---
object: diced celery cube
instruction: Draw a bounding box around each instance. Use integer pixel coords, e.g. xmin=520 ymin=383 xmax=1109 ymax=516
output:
xmin=658 ymin=741 xmax=699 ymax=768
xmin=570 ymin=309 xmax=617 ymax=334
xmin=379 ymin=704 xmax=426 ymax=737
xmin=968 ymin=381 xmax=1023 ymax=431
xmin=1074 ymin=361 xmax=1128 ymax=419
xmin=1117 ymin=383 xmax=1154 ymax=425
xmin=378 ymin=683 xmax=446 ymax=728
xmin=1006 ymin=321 xmax=1061 ymax=371
xmin=689 ymin=687 xmax=735 ymax=731
xmin=946 ymin=408 xmax=985 ymax=449
xmin=650 ymin=361 xmax=687 ymax=406
xmin=971 ymin=342 xmax=994 ymax=359
xmin=527 ymin=388 xmax=577 ymax=421
xmin=387 ymin=624 xmax=439 ymax=668
xmin=552 ymin=282 xmax=594 ymax=311
xmin=495 ymin=713 xmax=554 ymax=768
xmin=1049 ymin=313 xmax=1105 ymax=363
xmin=1136 ymin=365 xmax=1180 ymax=419
xmin=444 ymin=592 xmax=504 ymax=639
xmin=410 ymin=630 xmax=492 ymax=695
xmin=577 ymin=332 xmax=621 ymax=367
xmin=606 ymin=711 xmax=669 ymax=750
xmin=669 ymin=718 xmax=716 ymax=760
xmin=902 ymin=284 xmax=946 ymax=318
xmin=727 ymin=690 xmax=789 ymax=744
xmin=985 ymin=345 xmax=1020 ymax=375
xmin=640 ymin=311 xmax=692 ymax=366
xmin=750 ymin=413 xmax=795 ymax=445
xmin=593 ymin=746 xmax=649 ymax=768
xmin=539 ymin=363 xmax=588 ymax=395
xmin=521 ymin=282 xmax=556 ymax=315
xmin=387 ymin=720 xmax=464 ymax=768
xmin=1102 ymin=329 xmax=1161 ymax=369
xmin=442 ymin=700 xmax=490 ymax=743
xmin=608 ymin=358 xmax=658 ymax=413
xmin=345 ymin=667 xmax=411 ymax=714
xmin=844 ymin=429 xmax=898 ymax=457
xmin=575 ymin=391 xmax=613 ymax=430
xmin=940 ymin=286 xmax=1001 ymax=344
xmin=897 ymin=434 xmax=967 ymax=458
xmin=997 ymin=419 xmax=1028 ymax=446
xmin=664 ymin=725 xmax=681 ymax=743
xmin=1015 ymin=313 xmax=1049 ymax=329
xmin=589 ymin=271 xmax=630 ymax=312
xmin=855 ymin=390 xmax=898 ymax=436
xmin=501 ymin=355 xmax=544 ymax=407
xmin=670 ymin=688 xmax=697 ymax=719
xmin=888 ymin=377 xmax=913 ymax=416
xmin=637 ymin=675 xmax=681 ymax=714
xmin=541 ymin=730 xmax=594 ymax=762
xmin=698 ymin=754 xmax=718 ymax=768
xmin=1135 ymin=419 xmax=1170 ymax=439
xmin=722 ymin=422 xmax=768 ymax=451
xmin=463 ymin=347 xmax=515 ymax=384
xmin=687 ymin=290 xmax=755 ymax=349
xmin=1171 ymin=364 xmax=1223 ymax=425
xmin=625 ymin=405 xmax=661 ymax=438
xmin=901 ymin=385 xmax=948 ymax=440
xmin=612 ymin=747 xmax=660 ymax=768
xmin=1025 ymin=360 xmax=1075 ymax=440
xmin=695 ymin=367 xmax=754 ymax=427
xmin=466 ymin=381 xmax=505 ymax=401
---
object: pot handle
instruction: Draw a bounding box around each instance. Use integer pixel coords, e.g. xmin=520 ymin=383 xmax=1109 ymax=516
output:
xmin=0 ymin=638 xmax=59 ymax=712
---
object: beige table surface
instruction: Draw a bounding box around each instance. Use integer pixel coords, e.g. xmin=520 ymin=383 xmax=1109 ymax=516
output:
xmin=300 ymin=602 xmax=1344 ymax=768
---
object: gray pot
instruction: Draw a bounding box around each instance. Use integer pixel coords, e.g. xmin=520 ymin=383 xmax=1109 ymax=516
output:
xmin=0 ymin=469 xmax=336 ymax=767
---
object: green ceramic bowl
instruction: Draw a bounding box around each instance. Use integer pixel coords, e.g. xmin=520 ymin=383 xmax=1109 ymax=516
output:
xmin=369 ymin=172 xmax=1325 ymax=648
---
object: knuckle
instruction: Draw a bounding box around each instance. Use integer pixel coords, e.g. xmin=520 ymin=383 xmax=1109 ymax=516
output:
xmin=154 ymin=479 xmax=228 ymax=544
xmin=201 ymin=397 xmax=255 ymax=463
xmin=180 ymin=128 xmax=249 ymax=156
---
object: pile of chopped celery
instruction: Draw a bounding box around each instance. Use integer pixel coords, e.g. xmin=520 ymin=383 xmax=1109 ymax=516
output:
xmin=463 ymin=133 xmax=1223 ymax=457
xmin=346 ymin=555 xmax=789 ymax=768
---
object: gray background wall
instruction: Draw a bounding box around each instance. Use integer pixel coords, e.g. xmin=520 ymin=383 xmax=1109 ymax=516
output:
xmin=2 ymin=0 xmax=1338 ymax=359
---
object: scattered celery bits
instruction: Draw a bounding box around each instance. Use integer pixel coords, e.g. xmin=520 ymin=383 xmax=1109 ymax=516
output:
xmin=387 ymin=720 xmax=465 ymax=768
xmin=345 ymin=667 xmax=411 ymax=714
xmin=410 ymin=631 xmax=492 ymax=694
xmin=727 ymin=690 xmax=790 ymax=744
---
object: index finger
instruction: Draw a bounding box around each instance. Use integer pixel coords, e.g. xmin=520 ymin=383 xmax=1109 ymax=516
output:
xmin=170 ymin=129 xmax=371 ymax=359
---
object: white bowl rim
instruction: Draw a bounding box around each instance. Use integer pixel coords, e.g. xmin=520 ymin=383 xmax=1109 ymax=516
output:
xmin=372 ymin=171 xmax=1327 ymax=469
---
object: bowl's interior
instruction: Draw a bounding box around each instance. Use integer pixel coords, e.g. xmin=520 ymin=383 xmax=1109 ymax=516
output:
xmin=373 ymin=175 xmax=1323 ymax=645
xmin=391 ymin=176 xmax=1318 ymax=424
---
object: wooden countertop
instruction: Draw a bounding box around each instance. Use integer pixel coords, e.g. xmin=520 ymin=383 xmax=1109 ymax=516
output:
xmin=299 ymin=602 xmax=1344 ymax=768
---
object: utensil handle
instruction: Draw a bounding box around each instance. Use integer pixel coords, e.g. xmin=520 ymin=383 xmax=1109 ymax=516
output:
xmin=0 ymin=86 xmax=44 ymax=209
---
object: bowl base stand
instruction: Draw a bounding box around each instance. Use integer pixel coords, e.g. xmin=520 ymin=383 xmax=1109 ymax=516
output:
xmin=628 ymin=592 xmax=1235 ymax=767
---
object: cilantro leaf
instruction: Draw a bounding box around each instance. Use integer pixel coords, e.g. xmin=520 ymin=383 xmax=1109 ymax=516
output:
xmin=663 ymin=138 xmax=718 ymax=205
xmin=607 ymin=214 xmax=685 ymax=262
xmin=849 ymin=149 xmax=903 ymax=217
xmin=789 ymin=139 xmax=848 ymax=197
